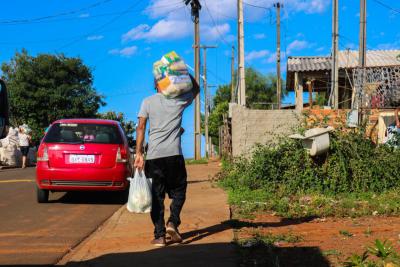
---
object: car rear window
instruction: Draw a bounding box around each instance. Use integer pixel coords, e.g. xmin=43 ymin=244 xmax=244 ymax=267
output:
xmin=44 ymin=123 xmax=123 ymax=144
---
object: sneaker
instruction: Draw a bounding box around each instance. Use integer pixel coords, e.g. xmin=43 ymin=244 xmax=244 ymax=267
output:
xmin=166 ymin=222 xmax=182 ymax=243
xmin=150 ymin=236 xmax=166 ymax=247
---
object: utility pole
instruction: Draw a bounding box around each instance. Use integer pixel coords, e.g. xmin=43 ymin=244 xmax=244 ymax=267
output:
xmin=200 ymin=45 xmax=217 ymax=158
xmin=237 ymin=0 xmax=246 ymax=106
xmin=275 ymin=2 xmax=282 ymax=109
xmin=231 ymin=46 xmax=235 ymax=103
xmin=331 ymin=0 xmax=339 ymax=109
xmin=359 ymin=0 xmax=367 ymax=68
xmin=185 ymin=0 xmax=202 ymax=160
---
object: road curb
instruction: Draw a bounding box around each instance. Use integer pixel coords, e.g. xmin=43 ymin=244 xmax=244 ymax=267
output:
xmin=55 ymin=204 xmax=127 ymax=265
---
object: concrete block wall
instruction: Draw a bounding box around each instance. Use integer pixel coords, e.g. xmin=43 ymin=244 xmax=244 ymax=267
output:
xmin=231 ymin=105 xmax=300 ymax=157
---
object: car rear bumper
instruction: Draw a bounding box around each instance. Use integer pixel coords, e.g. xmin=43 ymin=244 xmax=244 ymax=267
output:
xmin=36 ymin=162 xmax=130 ymax=191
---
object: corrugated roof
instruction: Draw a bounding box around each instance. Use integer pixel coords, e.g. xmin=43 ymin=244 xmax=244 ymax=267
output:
xmin=287 ymin=50 xmax=400 ymax=72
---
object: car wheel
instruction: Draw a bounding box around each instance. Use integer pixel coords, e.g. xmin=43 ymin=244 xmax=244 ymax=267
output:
xmin=36 ymin=185 xmax=49 ymax=203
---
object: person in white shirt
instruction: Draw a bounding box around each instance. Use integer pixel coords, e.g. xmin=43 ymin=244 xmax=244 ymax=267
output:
xmin=18 ymin=127 xmax=31 ymax=168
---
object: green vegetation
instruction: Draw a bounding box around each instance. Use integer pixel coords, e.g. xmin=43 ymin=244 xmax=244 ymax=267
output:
xmin=344 ymin=240 xmax=400 ymax=267
xmin=339 ymin=230 xmax=354 ymax=238
xmin=236 ymin=231 xmax=303 ymax=248
xmin=98 ymin=111 xmax=135 ymax=145
xmin=185 ymin=158 xmax=208 ymax=165
xmin=1 ymin=50 xmax=104 ymax=143
xmin=219 ymin=130 xmax=400 ymax=218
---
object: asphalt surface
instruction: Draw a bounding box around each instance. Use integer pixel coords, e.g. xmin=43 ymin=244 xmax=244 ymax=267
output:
xmin=0 ymin=167 xmax=126 ymax=266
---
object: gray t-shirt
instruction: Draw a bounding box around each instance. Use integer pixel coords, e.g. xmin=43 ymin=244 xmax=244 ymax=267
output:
xmin=138 ymin=92 xmax=194 ymax=160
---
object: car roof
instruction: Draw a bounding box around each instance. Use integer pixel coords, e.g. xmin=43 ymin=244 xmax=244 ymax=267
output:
xmin=53 ymin=119 xmax=120 ymax=125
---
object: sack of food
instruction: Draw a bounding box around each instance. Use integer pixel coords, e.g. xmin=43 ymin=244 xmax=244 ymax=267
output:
xmin=153 ymin=51 xmax=193 ymax=98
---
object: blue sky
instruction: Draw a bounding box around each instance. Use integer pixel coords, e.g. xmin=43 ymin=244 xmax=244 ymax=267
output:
xmin=1 ymin=0 xmax=399 ymax=157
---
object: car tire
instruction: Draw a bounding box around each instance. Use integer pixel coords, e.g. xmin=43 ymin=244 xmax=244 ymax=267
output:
xmin=36 ymin=186 xmax=49 ymax=203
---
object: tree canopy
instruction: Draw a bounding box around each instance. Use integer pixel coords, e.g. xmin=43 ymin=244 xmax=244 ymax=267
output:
xmin=1 ymin=50 xmax=105 ymax=143
xmin=98 ymin=111 xmax=135 ymax=146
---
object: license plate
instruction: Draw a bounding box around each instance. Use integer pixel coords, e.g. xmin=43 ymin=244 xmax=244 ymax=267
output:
xmin=69 ymin=155 xmax=95 ymax=164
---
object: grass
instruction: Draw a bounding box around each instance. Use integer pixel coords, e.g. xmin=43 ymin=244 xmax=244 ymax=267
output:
xmin=339 ymin=230 xmax=354 ymax=237
xmin=222 ymin=186 xmax=400 ymax=219
xmin=185 ymin=158 xmax=208 ymax=165
xmin=236 ymin=231 xmax=304 ymax=248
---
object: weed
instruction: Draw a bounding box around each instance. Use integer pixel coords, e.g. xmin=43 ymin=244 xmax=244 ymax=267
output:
xmin=339 ymin=230 xmax=354 ymax=238
xmin=364 ymin=227 xmax=373 ymax=237
xmin=344 ymin=239 xmax=400 ymax=267
xmin=322 ymin=249 xmax=342 ymax=257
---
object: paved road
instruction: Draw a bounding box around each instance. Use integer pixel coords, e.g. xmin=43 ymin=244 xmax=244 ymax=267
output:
xmin=0 ymin=167 xmax=126 ymax=266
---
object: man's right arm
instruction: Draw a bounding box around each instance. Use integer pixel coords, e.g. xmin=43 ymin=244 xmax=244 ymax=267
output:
xmin=134 ymin=117 xmax=147 ymax=172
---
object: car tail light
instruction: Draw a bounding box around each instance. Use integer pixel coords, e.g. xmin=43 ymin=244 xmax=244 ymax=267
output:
xmin=116 ymin=146 xmax=127 ymax=163
xmin=37 ymin=145 xmax=49 ymax=162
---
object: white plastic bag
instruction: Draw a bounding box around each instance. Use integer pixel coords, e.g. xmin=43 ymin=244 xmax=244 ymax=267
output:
xmin=127 ymin=170 xmax=152 ymax=213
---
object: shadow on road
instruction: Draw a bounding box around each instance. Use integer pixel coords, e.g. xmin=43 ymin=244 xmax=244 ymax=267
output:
xmin=1 ymin=242 xmax=329 ymax=267
xmin=48 ymin=190 xmax=128 ymax=205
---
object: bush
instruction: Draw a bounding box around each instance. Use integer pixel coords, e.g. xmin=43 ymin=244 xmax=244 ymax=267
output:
xmin=220 ymin=130 xmax=400 ymax=196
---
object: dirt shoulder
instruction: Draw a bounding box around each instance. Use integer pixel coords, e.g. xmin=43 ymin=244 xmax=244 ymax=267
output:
xmin=236 ymin=213 xmax=400 ymax=266
xmin=58 ymin=161 xmax=237 ymax=267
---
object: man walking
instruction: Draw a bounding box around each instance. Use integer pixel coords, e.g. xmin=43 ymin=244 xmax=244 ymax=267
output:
xmin=134 ymin=75 xmax=199 ymax=247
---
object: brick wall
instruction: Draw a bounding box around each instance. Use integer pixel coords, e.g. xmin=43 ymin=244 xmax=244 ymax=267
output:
xmin=231 ymin=105 xmax=300 ymax=157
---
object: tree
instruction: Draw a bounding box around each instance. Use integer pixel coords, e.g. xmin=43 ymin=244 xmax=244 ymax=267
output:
xmin=98 ymin=111 xmax=135 ymax=146
xmin=1 ymin=50 xmax=105 ymax=143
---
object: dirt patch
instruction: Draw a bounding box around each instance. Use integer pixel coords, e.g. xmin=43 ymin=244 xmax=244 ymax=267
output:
xmin=235 ymin=213 xmax=400 ymax=266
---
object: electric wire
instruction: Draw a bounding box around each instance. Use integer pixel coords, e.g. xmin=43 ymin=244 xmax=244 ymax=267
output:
xmin=0 ymin=0 xmax=113 ymax=25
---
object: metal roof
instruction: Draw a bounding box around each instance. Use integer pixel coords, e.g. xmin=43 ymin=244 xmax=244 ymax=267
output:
xmin=287 ymin=50 xmax=400 ymax=72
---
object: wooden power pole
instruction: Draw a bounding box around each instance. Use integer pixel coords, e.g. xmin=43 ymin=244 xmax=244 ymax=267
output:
xmin=359 ymin=0 xmax=367 ymax=68
xmin=200 ymin=45 xmax=217 ymax=158
xmin=237 ymin=0 xmax=246 ymax=106
xmin=231 ymin=46 xmax=235 ymax=103
xmin=275 ymin=2 xmax=282 ymax=109
xmin=185 ymin=0 xmax=202 ymax=160
xmin=331 ymin=0 xmax=339 ymax=109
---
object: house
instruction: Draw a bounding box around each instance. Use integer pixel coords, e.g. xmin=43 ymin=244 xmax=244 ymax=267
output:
xmin=286 ymin=50 xmax=400 ymax=110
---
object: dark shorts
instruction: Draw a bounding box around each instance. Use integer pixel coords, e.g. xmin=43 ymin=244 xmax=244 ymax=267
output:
xmin=20 ymin=146 xmax=29 ymax=156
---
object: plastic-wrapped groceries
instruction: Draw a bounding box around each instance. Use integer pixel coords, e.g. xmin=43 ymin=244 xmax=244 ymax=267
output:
xmin=153 ymin=51 xmax=193 ymax=98
xmin=127 ymin=170 xmax=152 ymax=213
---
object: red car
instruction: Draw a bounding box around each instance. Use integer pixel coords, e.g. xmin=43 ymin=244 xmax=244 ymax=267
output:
xmin=36 ymin=119 xmax=132 ymax=203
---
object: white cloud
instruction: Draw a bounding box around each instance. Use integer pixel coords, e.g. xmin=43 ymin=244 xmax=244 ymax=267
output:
xmin=79 ymin=13 xmax=90 ymax=18
xmin=287 ymin=40 xmax=312 ymax=54
xmin=122 ymin=20 xmax=191 ymax=42
xmin=245 ymin=50 xmax=270 ymax=61
xmin=129 ymin=0 xmax=329 ymax=44
xmin=202 ymin=23 xmax=234 ymax=42
xmin=316 ymin=46 xmax=325 ymax=52
xmin=109 ymin=46 xmax=138 ymax=58
xmin=87 ymin=35 xmax=104 ymax=41
xmin=253 ymin=33 xmax=267 ymax=40
xmin=122 ymin=24 xmax=151 ymax=42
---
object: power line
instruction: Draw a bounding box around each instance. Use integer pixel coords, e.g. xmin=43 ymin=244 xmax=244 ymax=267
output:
xmin=0 ymin=0 xmax=113 ymax=25
xmin=372 ymin=0 xmax=400 ymax=14
xmin=57 ymin=0 xmax=146 ymax=50
xmin=243 ymin=1 xmax=272 ymax=10
xmin=203 ymin=1 xmax=231 ymax=47
xmin=0 ymin=1 xmax=184 ymax=26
